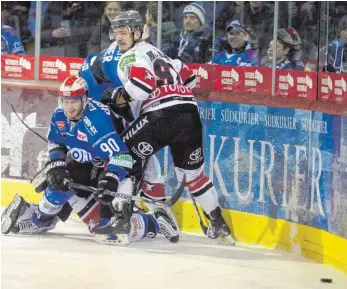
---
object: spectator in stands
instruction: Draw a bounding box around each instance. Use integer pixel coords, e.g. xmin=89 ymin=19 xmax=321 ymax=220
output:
xmin=211 ymin=20 xmax=258 ymax=66
xmin=10 ymin=4 xmax=34 ymax=52
xmin=214 ymin=2 xmax=242 ymax=40
xmin=88 ymin=2 xmax=123 ymax=54
xmin=266 ymin=27 xmax=305 ymax=71
xmin=243 ymin=1 xmax=274 ymax=61
xmin=326 ymin=26 xmax=347 ymax=74
xmin=162 ymin=2 xmax=212 ymax=64
xmin=1 ymin=4 xmax=25 ymax=54
xmin=299 ymin=20 xmax=318 ymax=71
xmin=41 ymin=1 xmax=101 ymax=57
xmin=145 ymin=2 xmax=177 ymax=48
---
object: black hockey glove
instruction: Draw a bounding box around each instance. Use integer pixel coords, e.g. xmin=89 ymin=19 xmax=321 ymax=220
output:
xmin=46 ymin=159 xmax=70 ymax=191
xmin=101 ymin=87 xmax=133 ymax=109
xmin=95 ymin=171 xmax=120 ymax=205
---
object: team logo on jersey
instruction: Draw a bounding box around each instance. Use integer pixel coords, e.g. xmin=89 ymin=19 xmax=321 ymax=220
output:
xmin=145 ymin=71 xmax=153 ymax=80
xmin=77 ymin=130 xmax=88 ymax=142
xmin=137 ymin=142 xmax=153 ymax=156
xmin=56 ymin=121 xmax=65 ymax=130
xmin=70 ymin=148 xmax=93 ymax=162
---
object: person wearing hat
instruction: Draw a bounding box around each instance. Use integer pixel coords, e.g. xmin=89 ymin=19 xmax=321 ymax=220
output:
xmin=211 ymin=20 xmax=258 ymax=66
xmin=162 ymin=2 xmax=212 ymax=63
xmin=267 ymin=27 xmax=305 ymax=71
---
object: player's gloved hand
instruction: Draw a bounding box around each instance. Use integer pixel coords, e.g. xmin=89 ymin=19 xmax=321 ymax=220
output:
xmin=100 ymin=88 xmax=118 ymax=107
xmin=46 ymin=159 xmax=70 ymax=191
xmin=101 ymin=87 xmax=134 ymax=109
xmin=95 ymin=171 xmax=120 ymax=205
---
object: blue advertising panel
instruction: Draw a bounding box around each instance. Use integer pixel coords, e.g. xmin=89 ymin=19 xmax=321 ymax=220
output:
xmin=159 ymin=101 xmax=347 ymax=239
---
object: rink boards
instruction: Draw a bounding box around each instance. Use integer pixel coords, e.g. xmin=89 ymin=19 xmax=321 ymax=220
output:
xmin=1 ymin=92 xmax=347 ymax=274
xmin=1 ymin=178 xmax=347 ymax=274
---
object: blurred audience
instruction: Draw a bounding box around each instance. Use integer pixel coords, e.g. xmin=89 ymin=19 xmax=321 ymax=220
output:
xmin=211 ymin=20 xmax=258 ymax=66
xmin=41 ymin=1 xmax=101 ymax=57
xmin=243 ymin=1 xmax=274 ymax=61
xmin=214 ymin=2 xmax=242 ymax=40
xmin=88 ymin=2 xmax=123 ymax=54
xmin=1 ymin=4 xmax=25 ymax=54
xmin=266 ymin=27 xmax=305 ymax=71
xmin=145 ymin=2 xmax=177 ymax=48
xmin=163 ymin=2 xmax=212 ymax=63
xmin=326 ymin=26 xmax=347 ymax=73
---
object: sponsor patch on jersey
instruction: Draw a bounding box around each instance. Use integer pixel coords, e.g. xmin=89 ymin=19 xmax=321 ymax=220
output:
xmin=119 ymin=54 xmax=136 ymax=71
xmin=109 ymin=154 xmax=133 ymax=169
xmin=56 ymin=121 xmax=65 ymax=130
xmin=77 ymin=130 xmax=88 ymax=142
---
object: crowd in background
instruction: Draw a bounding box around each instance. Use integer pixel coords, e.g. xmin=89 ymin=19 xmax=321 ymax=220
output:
xmin=1 ymin=1 xmax=347 ymax=73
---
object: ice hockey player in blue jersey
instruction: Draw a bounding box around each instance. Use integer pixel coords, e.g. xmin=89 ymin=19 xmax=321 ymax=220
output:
xmin=1 ymin=76 xmax=179 ymax=245
xmin=211 ymin=20 xmax=258 ymax=66
xmin=1 ymin=24 xmax=25 ymax=54
xmin=267 ymin=27 xmax=305 ymax=71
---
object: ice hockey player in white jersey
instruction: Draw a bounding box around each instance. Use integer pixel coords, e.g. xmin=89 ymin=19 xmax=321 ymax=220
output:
xmin=100 ymin=10 xmax=234 ymax=242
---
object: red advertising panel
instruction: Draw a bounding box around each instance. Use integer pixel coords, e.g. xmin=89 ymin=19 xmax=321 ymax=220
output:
xmin=319 ymin=72 xmax=347 ymax=103
xmin=275 ymin=70 xmax=317 ymax=100
xmin=39 ymin=56 xmax=84 ymax=81
xmin=1 ymin=54 xmax=35 ymax=80
xmin=213 ymin=65 xmax=272 ymax=95
xmin=187 ymin=63 xmax=214 ymax=92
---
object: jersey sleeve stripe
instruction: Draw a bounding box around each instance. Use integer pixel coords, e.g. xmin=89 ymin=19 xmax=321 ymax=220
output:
xmin=183 ymin=75 xmax=196 ymax=86
xmin=130 ymin=78 xmax=153 ymax=94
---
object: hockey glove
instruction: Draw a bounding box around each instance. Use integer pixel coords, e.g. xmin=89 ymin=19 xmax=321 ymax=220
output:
xmin=96 ymin=171 xmax=120 ymax=205
xmin=46 ymin=160 xmax=70 ymax=191
xmin=101 ymin=87 xmax=134 ymax=110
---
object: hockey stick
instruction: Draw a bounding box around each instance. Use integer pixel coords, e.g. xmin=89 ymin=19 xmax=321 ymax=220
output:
xmin=10 ymin=104 xmax=49 ymax=143
xmin=10 ymin=104 xmax=49 ymax=183
xmin=64 ymin=176 xmax=185 ymax=208
xmin=190 ymin=194 xmax=208 ymax=235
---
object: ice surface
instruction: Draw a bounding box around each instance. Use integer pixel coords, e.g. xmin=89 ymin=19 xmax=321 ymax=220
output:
xmin=1 ymin=219 xmax=347 ymax=289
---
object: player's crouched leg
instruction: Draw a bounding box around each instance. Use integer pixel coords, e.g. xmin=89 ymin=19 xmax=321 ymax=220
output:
xmin=93 ymin=208 xmax=179 ymax=245
xmin=1 ymin=194 xmax=59 ymax=235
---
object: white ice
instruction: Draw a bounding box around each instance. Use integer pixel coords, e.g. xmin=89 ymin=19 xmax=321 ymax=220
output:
xmin=1 ymin=219 xmax=347 ymax=289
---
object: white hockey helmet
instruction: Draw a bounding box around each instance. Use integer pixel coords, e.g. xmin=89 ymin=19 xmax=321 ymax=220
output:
xmin=58 ymin=76 xmax=88 ymax=119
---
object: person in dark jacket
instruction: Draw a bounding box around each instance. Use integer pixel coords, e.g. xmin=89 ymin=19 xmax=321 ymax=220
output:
xmin=40 ymin=1 xmax=101 ymax=57
xmin=162 ymin=2 xmax=212 ymax=64
xmin=145 ymin=1 xmax=177 ymax=48
xmin=88 ymin=2 xmax=123 ymax=54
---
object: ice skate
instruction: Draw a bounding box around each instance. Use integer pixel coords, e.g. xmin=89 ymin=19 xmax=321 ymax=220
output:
xmin=1 ymin=194 xmax=25 ymax=234
xmin=206 ymin=207 xmax=236 ymax=245
xmin=152 ymin=208 xmax=180 ymax=243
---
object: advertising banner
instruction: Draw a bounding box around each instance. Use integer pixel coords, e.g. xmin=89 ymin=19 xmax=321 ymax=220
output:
xmin=1 ymin=54 xmax=35 ymax=80
xmin=319 ymin=72 xmax=347 ymax=103
xmin=39 ymin=56 xmax=84 ymax=81
xmin=275 ymin=70 xmax=317 ymax=99
xmin=213 ymin=65 xmax=272 ymax=95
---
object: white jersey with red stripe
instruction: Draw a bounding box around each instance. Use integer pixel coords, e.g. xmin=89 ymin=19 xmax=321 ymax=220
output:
xmin=117 ymin=41 xmax=197 ymax=114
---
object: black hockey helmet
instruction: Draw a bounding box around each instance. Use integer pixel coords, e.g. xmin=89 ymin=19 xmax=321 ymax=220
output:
xmin=111 ymin=10 xmax=144 ymax=33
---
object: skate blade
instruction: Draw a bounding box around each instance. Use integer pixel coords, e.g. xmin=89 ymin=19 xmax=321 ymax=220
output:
xmin=218 ymin=235 xmax=236 ymax=246
xmin=93 ymin=233 xmax=129 ymax=246
xmin=1 ymin=194 xmax=24 ymax=234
